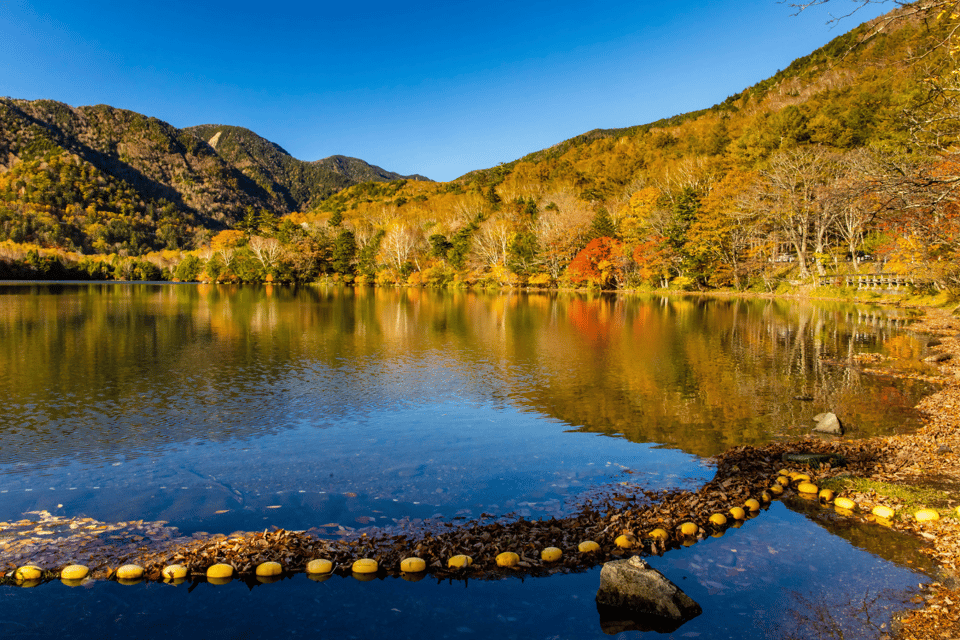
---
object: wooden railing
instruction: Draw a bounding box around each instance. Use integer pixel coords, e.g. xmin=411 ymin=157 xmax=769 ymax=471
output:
xmin=817 ymin=273 xmax=929 ymax=289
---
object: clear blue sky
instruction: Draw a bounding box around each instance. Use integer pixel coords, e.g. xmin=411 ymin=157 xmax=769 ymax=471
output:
xmin=1 ymin=0 xmax=889 ymax=181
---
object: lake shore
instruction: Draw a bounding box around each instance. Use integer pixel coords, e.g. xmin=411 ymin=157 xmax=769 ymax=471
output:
xmin=713 ymin=302 xmax=960 ymax=639
xmin=838 ymin=306 xmax=960 ymax=639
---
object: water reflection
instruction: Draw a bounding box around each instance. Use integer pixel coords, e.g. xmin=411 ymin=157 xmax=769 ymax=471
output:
xmin=0 ymin=284 xmax=930 ymax=460
xmin=0 ymin=284 xmax=934 ymax=531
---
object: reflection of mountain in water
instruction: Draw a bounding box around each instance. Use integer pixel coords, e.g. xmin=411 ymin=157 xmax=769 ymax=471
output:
xmin=0 ymin=284 xmax=932 ymax=469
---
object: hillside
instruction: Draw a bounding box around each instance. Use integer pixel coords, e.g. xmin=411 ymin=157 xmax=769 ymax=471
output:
xmin=291 ymin=4 xmax=957 ymax=291
xmin=0 ymin=100 xmax=427 ymax=257
xmin=2 ymin=2 xmax=958 ymax=289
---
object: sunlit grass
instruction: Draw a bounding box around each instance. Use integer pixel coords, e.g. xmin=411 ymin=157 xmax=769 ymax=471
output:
xmin=821 ymin=475 xmax=955 ymax=516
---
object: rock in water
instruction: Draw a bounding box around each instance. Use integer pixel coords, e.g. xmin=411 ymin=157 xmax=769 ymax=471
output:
xmin=595 ymin=556 xmax=702 ymax=634
xmin=812 ymin=412 xmax=844 ymax=435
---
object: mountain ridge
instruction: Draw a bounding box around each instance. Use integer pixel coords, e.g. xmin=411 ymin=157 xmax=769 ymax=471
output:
xmin=0 ymin=98 xmax=430 ymax=253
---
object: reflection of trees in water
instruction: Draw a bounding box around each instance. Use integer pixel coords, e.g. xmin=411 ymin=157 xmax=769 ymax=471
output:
xmin=497 ymin=295 xmax=927 ymax=456
xmin=773 ymin=589 xmax=908 ymax=640
xmin=0 ymin=285 xmax=928 ymax=467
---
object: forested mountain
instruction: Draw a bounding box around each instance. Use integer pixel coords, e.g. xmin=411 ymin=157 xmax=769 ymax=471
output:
xmin=185 ymin=124 xmax=428 ymax=214
xmin=2 ymin=2 xmax=959 ymax=291
xmin=295 ymin=4 xmax=959 ymax=293
xmin=0 ymin=99 xmax=427 ymax=261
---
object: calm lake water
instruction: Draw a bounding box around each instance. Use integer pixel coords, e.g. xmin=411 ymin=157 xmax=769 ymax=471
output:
xmin=0 ymin=283 xmax=941 ymax=638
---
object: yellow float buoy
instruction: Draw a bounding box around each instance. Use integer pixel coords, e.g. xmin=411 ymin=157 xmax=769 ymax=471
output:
xmin=648 ymin=529 xmax=669 ymax=542
xmin=306 ymin=559 xmax=333 ymax=574
xmin=60 ymin=565 xmax=89 ymax=580
xmin=916 ymin=509 xmax=940 ymax=522
xmin=15 ymin=566 xmax=42 ymax=581
xmin=496 ymin=551 xmax=520 ymax=567
xmin=679 ymin=522 xmax=698 ymax=536
xmin=777 ymin=469 xmax=791 ymax=477
xmin=769 ymin=484 xmax=784 ymax=496
xmin=578 ymin=541 xmax=600 ymax=553
xmin=744 ymin=499 xmax=760 ymax=511
xmin=614 ymin=534 xmax=637 ymax=549
xmin=776 ymin=476 xmax=790 ymax=487
xmin=793 ymin=473 xmax=811 ymax=484
xmin=448 ymin=555 xmax=473 ymax=568
xmin=834 ymin=497 xmax=856 ymax=510
xmin=162 ymin=564 xmax=188 ymax=580
xmin=352 ymin=559 xmax=378 ymax=574
xmin=760 ymin=491 xmax=771 ymax=503
xmin=818 ymin=489 xmax=835 ymax=503
xmin=206 ymin=563 xmax=234 ymax=579
xmin=797 ymin=482 xmax=818 ymax=495
xmin=400 ymin=557 xmax=426 ymax=573
xmin=872 ymin=505 xmax=895 ymax=519
xmin=729 ymin=506 xmax=746 ymax=520
xmin=708 ymin=513 xmax=727 ymax=527
xmin=256 ymin=562 xmax=282 ymax=577
xmin=116 ymin=565 xmax=144 ymax=580
xmin=541 ymin=547 xmax=562 ymax=562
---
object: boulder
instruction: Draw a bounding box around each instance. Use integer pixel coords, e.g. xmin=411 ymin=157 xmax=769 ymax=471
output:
xmin=812 ymin=412 xmax=844 ymax=435
xmin=924 ymin=352 xmax=952 ymax=364
xmin=595 ymin=556 xmax=702 ymax=634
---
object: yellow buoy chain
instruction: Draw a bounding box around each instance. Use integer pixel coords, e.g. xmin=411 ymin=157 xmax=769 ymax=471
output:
xmin=8 ymin=470 xmax=936 ymax=587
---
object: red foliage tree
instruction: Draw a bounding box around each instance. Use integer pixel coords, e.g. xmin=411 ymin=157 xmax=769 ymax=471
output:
xmin=567 ymin=237 xmax=625 ymax=289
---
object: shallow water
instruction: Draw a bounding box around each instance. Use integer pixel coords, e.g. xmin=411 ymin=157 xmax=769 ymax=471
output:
xmin=0 ymin=503 xmax=934 ymax=639
xmin=0 ymin=283 xmax=940 ymax=637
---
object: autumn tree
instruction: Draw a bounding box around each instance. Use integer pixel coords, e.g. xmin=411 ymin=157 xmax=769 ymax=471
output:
xmin=210 ymin=229 xmax=246 ymax=272
xmin=380 ymin=220 xmax=424 ymax=271
xmin=756 ymin=146 xmax=845 ymax=277
xmin=567 ymin=237 xmax=628 ymax=289
xmin=535 ymin=189 xmax=593 ymax=278
xmin=686 ymin=170 xmax=763 ymax=289
xmin=248 ymin=235 xmax=284 ymax=274
xmin=473 ymin=215 xmax=512 ymax=270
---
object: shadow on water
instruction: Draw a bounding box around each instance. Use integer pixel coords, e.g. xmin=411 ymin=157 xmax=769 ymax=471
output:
xmin=781 ymin=494 xmax=941 ymax=578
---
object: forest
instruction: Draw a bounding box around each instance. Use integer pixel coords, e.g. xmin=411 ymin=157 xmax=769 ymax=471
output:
xmin=1 ymin=2 xmax=959 ymax=295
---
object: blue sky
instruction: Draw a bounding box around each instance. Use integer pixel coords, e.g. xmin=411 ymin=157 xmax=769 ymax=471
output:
xmin=1 ymin=0 xmax=889 ymax=181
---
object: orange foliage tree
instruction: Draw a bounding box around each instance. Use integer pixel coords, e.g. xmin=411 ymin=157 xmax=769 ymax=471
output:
xmin=567 ymin=237 xmax=627 ymax=289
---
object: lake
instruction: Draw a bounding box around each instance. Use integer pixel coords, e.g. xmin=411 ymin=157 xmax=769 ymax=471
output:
xmin=0 ymin=283 xmax=940 ymax=638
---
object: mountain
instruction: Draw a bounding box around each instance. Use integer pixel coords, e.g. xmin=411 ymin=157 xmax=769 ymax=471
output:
xmin=3 ymin=3 xmax=956 ymax=289
xmin=185 ymin=124 xmax=428 ymax=213
xmin=298 ymin=5 xmax=959 ymax=291
xmin=0 ymin=99 xmax=428 ymax=255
